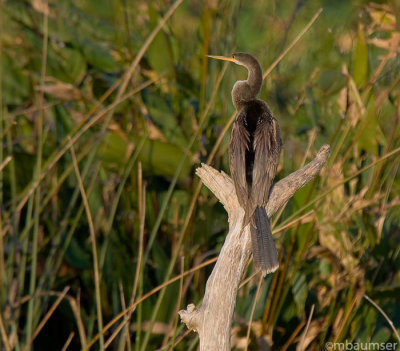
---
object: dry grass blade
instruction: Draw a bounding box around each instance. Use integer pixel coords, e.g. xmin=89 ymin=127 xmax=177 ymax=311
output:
xmin=239 ymin=271 xmax=260 ymax=289
xmin=298 ymin=304 xmax=315 ymax=351
xmin=167 ymin=60 xmax=230 ymax=253
xmin=0 ymin=155 xmax=12 ymax=173
xmin=70 ymin=143 xmax=104 ymax=349
xmin=166 ymin=256 xmax=185 ymax=350
xmin=103 ymin=284 xmax=128 ymax=349
xmin=156 ymin=329 xmax=193 ymax=351
xmin=244 ymin=274 xmax=264 ymax=351
xmin=68 ymin=294 xmax=87 ymax=348
xmin=137 ymin=52 xmax=230 ymax=351
xmin=263 ymin=8 xmax=323 ymax=79
xmin=121 ymin=281 xmax=132 ymax=351
xmin=103 ymin=167 xmax=147 ymax=349
xmin=11 ymin=0 xmax=185 ymax=223
xmin=284 ymin=144 xmax=400 ymax=226
xmin=281 ymin=321 xmax=306 ymax=351
xmin=364 ymin=295 xmax=400 ymax=343
xmin=25 ymin=0 xmax=49 ymax=342
xmin=15 ymin=77 xmax=159 ymax=214
xmin=116 ymin=0 xmax=184 ymax=98
xmin=133 ymin=162 xmax=146 ymax=304
xmin=104 ymin=172 xmax=146 ymax=349
xmin=61 ymin=332 xmax=75 ymax=351
xmin=333 ymin=296 xmax=358 ymax=343
xmin=273 ymin=210 xmax=314 ymax=235
xmin=23 ymin=286 xmax=70 ymax=351
xmin=0 ymin=310 xmax=11 ymax=351
xmin=86 ymin=257 xmax=218 ymax=349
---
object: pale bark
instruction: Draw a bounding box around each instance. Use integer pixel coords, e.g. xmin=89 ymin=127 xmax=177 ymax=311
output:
xmin=179 ymin=144 xmax=330 ymax=350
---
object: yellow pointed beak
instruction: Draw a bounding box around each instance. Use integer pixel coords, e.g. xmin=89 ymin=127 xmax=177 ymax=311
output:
xmin=207 ymin=55 xmax=235 ymax=62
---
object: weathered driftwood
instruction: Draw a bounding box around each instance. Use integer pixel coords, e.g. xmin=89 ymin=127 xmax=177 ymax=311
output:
xmin=179 ymin=144 xmax=330 ymax=350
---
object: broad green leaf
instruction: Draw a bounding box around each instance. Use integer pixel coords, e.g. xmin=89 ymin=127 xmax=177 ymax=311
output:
xmin=79 ymin=39 xmax=119 ymax=73
xmin=98 ymin=132 xmax=192 ymax=180
xmin=65 ymin=237 xmax=91 ymax=269
xmin=319 ymin=258 xmax=332 ymax=276
xmin=4 ymin=150 xmax=35 ymax=192
xmin=152 ymin=241 xmax=170 ymax=282
xmin=60 ymin=47 xmax=87 ymax=84
xmin=78 ymin=0 xmax=117 ymax=27
xmin=160 ymin=190 xmax=190 ymax=224
xmin=236 ymin=279 xmax=270 ymax=320
xmin=281 ymin=298 xmax=298 ymax=322
xmin=147 ymin=4 xmax=175 ymax=79
xmin=1 ymin=54 xmax=31 ymax=105
xmin=144 ymin=93 xmax=188 ymax=147
xmin=45 ymin=46 xmax=86 ymax=87
xmin=364 ymin=306 xmax=378 ymax=339
xmin=371 ymin=327 xmax=391 ymax=343
xmin=292 ymin=272 xmax=308 ymax=317
xmin=358 ymin=96 xmax=383 ymax=156
xmin=370 ymin=282 xmax=400 ymax=299
xmin=88 ymin=183 xmax=103 ymax=220
xmin=318 ymin=70 xmax=347 ymax=95
xmin=353 ymin=26 xmax=369 ymax=88
xmin=306 ymin=86 xmax=318 ymax=127
xmin=55 ymin=105 xmax=74 ymax=140
xmin=97 ymin=132 xmax=129 ymax=167
xmin=4 ymin=2 xmax=36 ymax=28
xmin=135 ymin=137 xmax=192 ymax=180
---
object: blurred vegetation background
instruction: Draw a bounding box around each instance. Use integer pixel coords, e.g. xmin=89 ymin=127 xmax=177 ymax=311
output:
xmin=1 ymin=0 xmax=400 ymax=350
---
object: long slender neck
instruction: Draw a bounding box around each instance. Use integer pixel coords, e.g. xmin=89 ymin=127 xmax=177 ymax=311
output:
xmin=232 ymin=57 xmax=263 ymax=110
xmin=246 ymin=58 xmax=263 ymax=95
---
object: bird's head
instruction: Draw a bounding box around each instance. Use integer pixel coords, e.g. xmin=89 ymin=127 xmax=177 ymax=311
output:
xmin=207 ymin=52 xmax=263 ymax=109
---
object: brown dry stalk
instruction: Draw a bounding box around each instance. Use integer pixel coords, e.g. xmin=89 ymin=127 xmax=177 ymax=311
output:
xmin=23 ymin=286 xmax=70 ymax=351
xmin=86 ymin=256 xmax=219 ymax=349
xmin=298 ymin=304 xmax=315 ymax=350
xmin=70 ymin=144 xmax=104 ymax=349
xmin=61 ymin=332 xmax=75 ymax=351
xmin=0 ymin=155 xmax=12 ymax=173
xmin=262 ymin=8 xmax=323 ymax=80
xmin=0 ymin=310 xmax=11 ymax=351
xmin=364 ymin=294 xmax=400 ymax=343
xmin=244 ymin=274 xmax=264 ymax=351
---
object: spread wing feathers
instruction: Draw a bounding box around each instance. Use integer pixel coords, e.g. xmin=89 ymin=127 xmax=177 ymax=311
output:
xmin=229 ymin=113 xmax=250 ymax=212
xmin=251 ymin=116 xmax=281 ymax=206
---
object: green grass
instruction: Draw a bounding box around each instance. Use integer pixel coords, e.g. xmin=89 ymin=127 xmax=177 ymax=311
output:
xmin=1 ymin=0 xmax=400 ymax=350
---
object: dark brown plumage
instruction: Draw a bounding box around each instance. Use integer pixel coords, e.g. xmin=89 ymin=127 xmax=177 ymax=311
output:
xmin=208 ymin=52 xmax=282 ymax=276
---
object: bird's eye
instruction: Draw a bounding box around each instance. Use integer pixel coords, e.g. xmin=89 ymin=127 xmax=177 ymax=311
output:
xmin=232 ymin=54 xmax=235 ymax=59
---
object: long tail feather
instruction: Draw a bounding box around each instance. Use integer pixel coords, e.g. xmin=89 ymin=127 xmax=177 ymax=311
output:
xmin=250 ymin=206 xmax=279 ymax=276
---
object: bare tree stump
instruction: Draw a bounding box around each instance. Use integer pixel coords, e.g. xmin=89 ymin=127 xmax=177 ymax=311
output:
xmin=179 ymin=144 xmax=330 ymax=350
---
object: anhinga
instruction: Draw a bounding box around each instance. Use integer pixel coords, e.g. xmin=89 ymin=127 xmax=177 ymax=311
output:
xmin=208 ymin=52 xmax=281 ymax=276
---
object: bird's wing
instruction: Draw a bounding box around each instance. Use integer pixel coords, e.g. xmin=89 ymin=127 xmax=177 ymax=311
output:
xmin=229 ymin=111 xmax=250 ymax=210
xmin=251 ymin=115 xmax=281 ymax=206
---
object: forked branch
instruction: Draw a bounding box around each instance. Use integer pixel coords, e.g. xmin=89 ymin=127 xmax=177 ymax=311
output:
xmin=179 ymin=144 xmax=330 ymax=350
